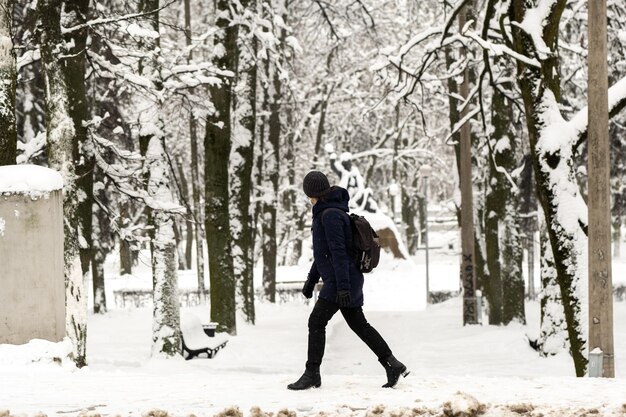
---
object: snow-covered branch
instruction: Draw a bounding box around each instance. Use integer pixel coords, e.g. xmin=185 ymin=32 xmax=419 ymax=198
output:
xmin=61 ymin=0 xmax=178 ymax=34
xmin=444 ymin=107 xmax=481 ymax=144
xmin=463 ymin=30 xmax=540 ymax=68
xmin=571 ymin=76 xmax=626 ymax=150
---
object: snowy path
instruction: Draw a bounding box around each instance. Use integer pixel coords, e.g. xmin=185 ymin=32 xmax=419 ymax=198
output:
xmin=2 ymin=298 xmax=626 ymax=416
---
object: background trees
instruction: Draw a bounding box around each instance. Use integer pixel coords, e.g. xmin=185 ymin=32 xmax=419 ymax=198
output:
xmin=3 ymin=0 xmax=624 ymax=374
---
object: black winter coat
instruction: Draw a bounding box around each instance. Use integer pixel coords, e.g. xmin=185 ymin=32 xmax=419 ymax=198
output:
xmin=308 ymin=186 xmax=364 ymax=307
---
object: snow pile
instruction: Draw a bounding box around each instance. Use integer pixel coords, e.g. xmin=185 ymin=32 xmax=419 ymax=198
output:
xmin=442 ymin=392 xmax=485 ymax=417
xmin=0 ymin=338 xmax=74 ymax=368
xmin=0 ymin=165 xmax=63 ymax=195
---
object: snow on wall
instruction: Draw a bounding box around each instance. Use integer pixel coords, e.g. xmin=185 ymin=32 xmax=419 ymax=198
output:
xmin=0 ymin=164 xmax=63 ymax=194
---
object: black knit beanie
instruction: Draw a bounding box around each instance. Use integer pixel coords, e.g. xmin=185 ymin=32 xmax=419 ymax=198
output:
xmin=303 ymin=171 xmax=331 ymax=197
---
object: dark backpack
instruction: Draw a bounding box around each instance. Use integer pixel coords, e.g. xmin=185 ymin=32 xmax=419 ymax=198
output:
xmin=322 ymin=209 xmax=381 ymax=273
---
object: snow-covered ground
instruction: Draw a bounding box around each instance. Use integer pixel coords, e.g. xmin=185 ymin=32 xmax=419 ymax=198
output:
xmin=3 ymin=242 xmax=626 ymax=417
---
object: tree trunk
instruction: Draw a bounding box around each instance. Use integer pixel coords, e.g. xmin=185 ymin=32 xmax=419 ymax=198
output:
xmin=230 ymin=0 xmax=257 ymax=324
xmin=206 ymin=0 xmax=237 ymax=334
xmin=510 ymin=0 xmax=587 ymax=376
xmin=0 ymin=0 xmax=16 ymax=166
xmin=138 ymin=0 xmax=182 ymax=356
xmin=38 ymin=0 xmax=85 ymax=367
xmin=176 ymin=158 xmax=194 ymax=270
xmin=613 ymin=219 xmax=622 ymax=258
xmin=402 ymin=178 xmax=420 ymax=254
xmin=539 ymin=228 xmax=568 ymax=356
xmin=519 ymin=154 xmax=537 ymax=299
xmin=184 ymin=0 xmax=205 ymax=293
xmin=261 ymin=4 xmax=286 ymax=303
xmin=63 ymin=0 xmax=94 ymax=326
xmin=119 ymin=199 xmax=134 ymax=275
xmin=145 ymin=138 xmax=182 ymax=356
xmin=261 ymin=54 xmax=280 ymax=303
xmin=484 ymin=183 xmax=503 ymax=324
xmin=485 ymin=86 xmax=525 ymax=325
xmin=501 ymin=206 xmax=525 ymax=324
xmin=92 ymin=167 xmax=109 ymax=314
xmin=172 ymin=219 xmax=186 ymax=271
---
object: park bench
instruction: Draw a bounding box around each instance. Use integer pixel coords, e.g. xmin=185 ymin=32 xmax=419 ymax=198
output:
xmin=180 ymin=315 xmax=228 ymax=360
xmin=265 ymin=281 xmax=323 ymax=304
xmin=113 ymin=288 xmax=209 ymax=308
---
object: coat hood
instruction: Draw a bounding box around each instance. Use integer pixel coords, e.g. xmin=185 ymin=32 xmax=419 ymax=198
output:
xmin=312 ymin=186 xmax=350 ymax=218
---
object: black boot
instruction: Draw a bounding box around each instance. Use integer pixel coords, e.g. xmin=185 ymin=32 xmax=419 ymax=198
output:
xmin=379 ymin=355 xmax=409 ymax=388
xmin=287 ymin=368 xmax=321 ymax=390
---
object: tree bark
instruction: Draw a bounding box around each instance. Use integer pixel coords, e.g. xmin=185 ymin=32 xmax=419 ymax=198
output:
xmin=519 ymin=154 xmax=537 ymax=299
xmin=510 ymin=0 xmax=588 ymax=376
xmin=92 ymin=167 xmax=109 ymax=314
xmin=176 ymin=157 xmax=194 ymax=269
xmin=484 ymin=86 xmax=525 ymax=325
xmin=261 ymin=3 xmax=286 ymax=303
xmin=63 ymin=0 xmax=94 ymax=323
xmin=206 ymin=0 xmax=237 ymax=334
xmin=0 ymin=0 xmax=16 ymax=166
xmin=38 ymin=0 xmax=85 ymax=367
xmin=138 ymin=0 xmax=182 ymax=356
xmin=539 ymin=227 xmax=568 ymax=356
xmin=119 ymin=199 xmax=134 ymax=275
xmin=184 ymin=0 xmax=205 ymax=294
xmin=230 ymin=0 xmax=257 ymax=324
xmin=261 ymin=54 xmax=280 ymax=303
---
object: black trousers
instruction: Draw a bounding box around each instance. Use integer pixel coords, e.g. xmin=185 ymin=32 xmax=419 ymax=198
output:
xmin=305 ymin=297 xmax=392 ymax=371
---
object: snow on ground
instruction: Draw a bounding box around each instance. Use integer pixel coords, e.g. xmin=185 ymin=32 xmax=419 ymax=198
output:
xmin=3 ymin=241 xmax=626 ymax=416
xmin=2 ymin=295 xmax=626 ymax=416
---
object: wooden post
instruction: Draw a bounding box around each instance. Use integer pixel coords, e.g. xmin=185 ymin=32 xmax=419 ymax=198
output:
xmin=588 ymin=0 xmax=614 ymax=377
xmin=459 ymin=7 xmax=478 ymax=325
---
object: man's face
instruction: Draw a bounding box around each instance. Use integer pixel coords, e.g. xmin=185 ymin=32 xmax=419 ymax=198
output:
xmin=309 ymin=197 xmax=318 ymax=206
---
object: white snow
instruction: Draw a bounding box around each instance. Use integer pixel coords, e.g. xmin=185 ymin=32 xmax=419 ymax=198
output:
xmin=3 ymin=239 xmax=626 ymax=416
xmin=0 ymin=337 xmax=74 ymax=368
xmin=0 ymin=164 xmax=63 ymax=194
xmin=512 ymin=0 xmax=556 ymax=60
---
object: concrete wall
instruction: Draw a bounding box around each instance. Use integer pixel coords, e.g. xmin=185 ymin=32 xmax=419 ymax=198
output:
xmin=0 ymin=190 xmax=65 ymax=344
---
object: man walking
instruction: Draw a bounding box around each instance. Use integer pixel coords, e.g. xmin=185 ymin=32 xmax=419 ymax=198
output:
xmin=287 ymin=171 xmax=409 ymax=390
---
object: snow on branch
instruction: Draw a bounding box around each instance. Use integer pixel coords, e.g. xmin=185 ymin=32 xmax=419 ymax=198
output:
xmin=439 ymin=0 xmax=473 ymax=44
xmin=17 ymin=49 xmax=40 ymax=71
xmin=350 ymin=147 xmax=446 ymax=166
xmin=96 ymin=151 xmax=185 ymax=215
xmin=509 ymin=0 xmax=560 ymax=60
xmin=444 ymin=107 xmax=481 ymax=144
xmin=463 ymin=30 xmax=541 ymax=68
xmin=382 ymin=26 xmax=443 ymax=69
xmin=570 ymin=76 xmax=626 ymax=149
xmin=312 ymin=0 xmax=340 ymax=40
xmin=61 ymin=0 xmax=178 ymax=34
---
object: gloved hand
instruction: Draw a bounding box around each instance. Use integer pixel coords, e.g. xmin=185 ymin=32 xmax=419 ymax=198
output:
xmin=302 ymin=279 xmax=316 ymax=299
xmin=336 ymin=290 xmax=351 ymax=308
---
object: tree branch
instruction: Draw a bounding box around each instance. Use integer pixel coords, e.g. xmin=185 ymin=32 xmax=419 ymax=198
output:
xmin=572 ymin=76 xmax=626 ymax=152
xmin=62 ymin=0 xmax=178 ymax=34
